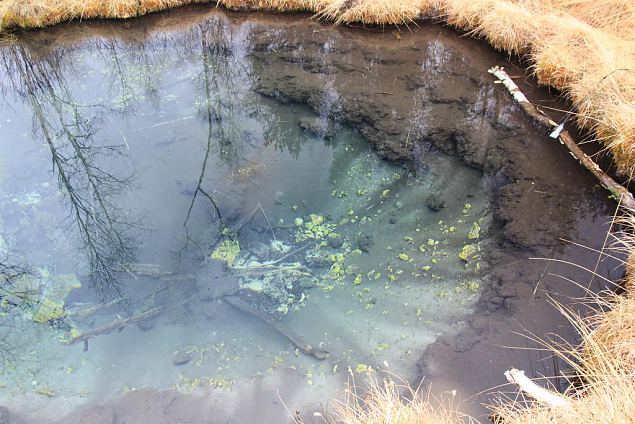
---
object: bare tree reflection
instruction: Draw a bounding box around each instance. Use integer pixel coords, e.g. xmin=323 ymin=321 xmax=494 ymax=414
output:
xmin=1 ymin=45 xmax=136 ymax=295
xmin=179 ymin=18 xmax=253 ymax=256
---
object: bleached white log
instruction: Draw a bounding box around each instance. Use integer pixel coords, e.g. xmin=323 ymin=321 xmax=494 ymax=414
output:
xmin=504 ymin=368 xmax=571 ymax=408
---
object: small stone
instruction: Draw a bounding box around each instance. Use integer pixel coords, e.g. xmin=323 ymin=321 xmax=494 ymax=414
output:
xmin=395 ymin=200 xmax=403 ymax=210
xmin=358 ymin=235 xmax=374 ymax=253
xmin=298 ymin=277 xmax=316 ymax=289
xmin=388 ymin=217 xmax=397 ymax=225
xmin=274 ymin=191 xmax=285 ymax=205
xmin=172 ymin=351 xmax=192 ymax=366
xmin=137 ymin=320 xmax=155 ymax=331
xmin=425 ymin=193 xmax=445 ymax=211
xmin=328 ymin=237 xmax=343 ymax=249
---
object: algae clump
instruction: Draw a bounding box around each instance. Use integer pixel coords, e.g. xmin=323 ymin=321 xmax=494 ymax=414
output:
xmin=211 ymin=239 xmax=240 ymax=265
xmin=458 ymin=244 xmax=478 ymax=262
xmin=467 ymin=222 xmax=480 ymax=240
xmin=29 ymin=272 xmax=81 ymax=323
xmin=33 ymin=298 xmax=65 ymax=323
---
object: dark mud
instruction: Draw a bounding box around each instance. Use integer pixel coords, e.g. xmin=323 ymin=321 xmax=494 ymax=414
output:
xmin=0 ymin=4 xmax=620 ymax=422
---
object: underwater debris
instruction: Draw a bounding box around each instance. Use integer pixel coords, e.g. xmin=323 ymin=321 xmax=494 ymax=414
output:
xmin=36 ymin=387 xmax=56 ymax=398
xmin=223 ymin=295 xmax=328 ymax=360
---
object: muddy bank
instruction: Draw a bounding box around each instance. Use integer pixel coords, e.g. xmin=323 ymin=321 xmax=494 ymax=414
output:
xmin=239 ymin=15 xmax=618 ymax=416
xmin=0 ymin=5 xmax=620 ymax=423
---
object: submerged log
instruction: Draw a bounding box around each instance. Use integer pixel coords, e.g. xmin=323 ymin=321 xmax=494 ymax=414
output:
xmin=488 ymin=66 xmax=635 ymax=212
xmin=65 ymin=305 xmax=166 ymax=348
xmin=68 ymin=297 xmax=129 ymax=319
xmin=223 ymin=295 xmax=329 ymax=360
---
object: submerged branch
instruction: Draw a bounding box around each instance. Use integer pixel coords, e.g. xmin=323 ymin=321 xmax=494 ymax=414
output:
xmin=223 ymin=295 xmax=329 ymax=360
xmin=488 ymin=66 xmax=635 ymax=212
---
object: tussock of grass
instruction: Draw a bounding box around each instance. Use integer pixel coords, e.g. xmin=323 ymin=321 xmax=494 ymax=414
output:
xmin=489 ymin=289 xmax=635 ymax=424
xmin=332 ymin=374 xmax=474 ymax=424
xmin=317 ymin=0 xmax=426 ymax=25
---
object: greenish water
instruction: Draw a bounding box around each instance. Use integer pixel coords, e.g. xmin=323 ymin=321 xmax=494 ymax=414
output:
xmin=0 ymin=6 xmax=618 ymax=423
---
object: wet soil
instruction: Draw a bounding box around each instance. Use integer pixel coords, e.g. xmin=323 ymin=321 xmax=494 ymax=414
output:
xmin=0 ymin=4 xmax=621 ymax=423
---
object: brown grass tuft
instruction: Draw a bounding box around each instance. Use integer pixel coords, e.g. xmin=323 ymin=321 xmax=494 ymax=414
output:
xmin=316 ymin=0 xmax=428 ymax=25
xmin=333 ymin=373 xmax=474 ymax=424
xmin=474 ymin=2 xmax=538 ymax=55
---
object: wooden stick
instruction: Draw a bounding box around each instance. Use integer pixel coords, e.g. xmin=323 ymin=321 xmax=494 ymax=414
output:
xmin=223 ymin=295 xmax=329 ymax=360
xmin=504 ymin=368 xmax=571 ymax=408
xmin=65 ymin=305 xmax=166 ymax=347
xmin=488 ymin=66 xmax=635 ymax=212
xmin=68 ymin=297 xmax=128 ymax=319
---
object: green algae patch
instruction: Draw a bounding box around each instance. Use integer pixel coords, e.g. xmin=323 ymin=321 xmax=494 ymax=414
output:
xmin=19 ymin=272 xmax=82 ymax=323
xmin=467 ymin=222 xmax=480 ymax=239
xmin=211 ymin=239 xmax=240 ymax=265
xmin=295 ymin=214 xmax=337 ymax=242
xmin=33 ymin=298 xmax=65 ymax=323
xmin=458 ymin=244 xmax=478 ymax=262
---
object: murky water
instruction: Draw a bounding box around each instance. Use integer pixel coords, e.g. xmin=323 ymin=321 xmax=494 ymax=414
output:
xmin=0 ymin=6 xmax=621 ymax=423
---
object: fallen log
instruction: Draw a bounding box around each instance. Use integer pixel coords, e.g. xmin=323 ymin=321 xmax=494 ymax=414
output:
xmin=504 ymin=368 xmax=571 ymax=408
xmin=65 ymin=305 xmax=166 ymax=350
xmin=223 ymin=295 xmax=329 ymax=360
xmin=488 ymin=65 xmax=635 ymax=212
xmin=68 ymin=297 xmax=128 ymax=319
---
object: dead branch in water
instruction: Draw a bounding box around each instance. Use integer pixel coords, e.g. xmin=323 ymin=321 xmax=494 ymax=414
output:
xmin=64 ymin=305 xmax=166 ymax=349
xmin=223 ymin=295 xmax=329 ymax=360
xmin=68 ymin=297 xmax=128 ymax=319
xmin=504 ymin=368 xmax=571 ymax=408
xmin=488 ymin=66 xmax=635 ymax=212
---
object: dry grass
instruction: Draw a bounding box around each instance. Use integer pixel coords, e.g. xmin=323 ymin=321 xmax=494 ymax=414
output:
xmin=489 ymin=288 xmax=635 ymax=424
xmin=331 ymin=373 xmax=475 ymax=424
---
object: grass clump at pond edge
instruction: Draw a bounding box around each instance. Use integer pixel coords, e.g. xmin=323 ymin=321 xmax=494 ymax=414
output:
xmin=1 ymin=0 xmax=634 ymax=423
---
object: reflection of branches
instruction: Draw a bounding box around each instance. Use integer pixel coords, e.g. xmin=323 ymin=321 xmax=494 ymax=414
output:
xmin=179 ymin=19 xmax=250 ymax=256
xmin=0 ymin=258 xmax=31 ymax=364
xmin=2 ymin=45 xmax=136 ymax=295
xmin=0 ymin=259 xmax=33 ymax=305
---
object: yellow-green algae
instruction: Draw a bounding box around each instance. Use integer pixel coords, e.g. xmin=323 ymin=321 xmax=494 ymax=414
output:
xmin=211 ymin=239 xmax=240 ymax=265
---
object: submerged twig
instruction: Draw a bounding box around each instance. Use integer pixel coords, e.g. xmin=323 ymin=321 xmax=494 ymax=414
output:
xmin=64 ymin=305 xmax=166 ymax=347
xmin=258 ymin=202 xmax=277 ymax=241
xmin=223 ymin=295 xmax=329 ymax=360
xmin=488 ymin=66 xmax=635 ymax=212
